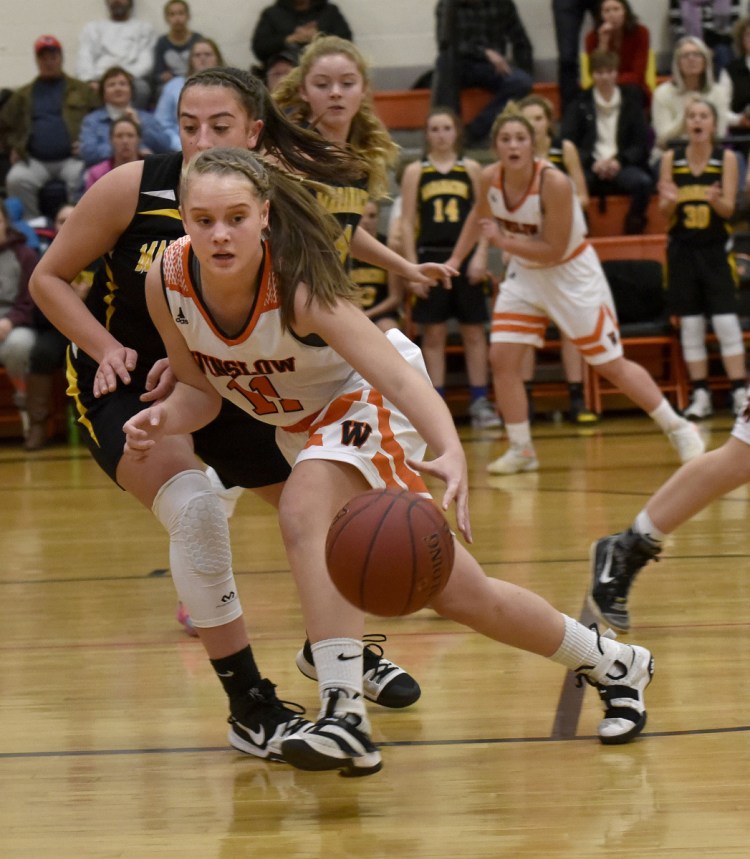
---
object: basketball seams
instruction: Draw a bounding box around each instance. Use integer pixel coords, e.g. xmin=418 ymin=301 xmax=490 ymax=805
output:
xmin=361 ymin=491 xmax=401 ymax=613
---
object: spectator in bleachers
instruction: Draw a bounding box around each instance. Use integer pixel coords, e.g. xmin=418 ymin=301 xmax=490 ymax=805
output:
xmin=78 ymin=66 xmax=171 ymax=167
xmin=658 ymin=96 xmax=746 ymax=418
xmin=24 ymin=203 xmax=94 ymax=451
xmin=0 ymin=198 xmax=39 ymax=440
xmin=725 ymin=18 xmax=750 ymax=133
xmin=152 ymin=0 xmax=203 ymax=96
xmin=77 ymin=0 xmax=157 ymax=109
xmin=562 ymin=51 xmax=653 ymax=234
xmin=263 ymin=48 xmax=300 ymax=93
xmin=82 ymin=116 xmax=142 ymax=192
xmin=433 ymin=0 xmax=533 ymax=148
xmin=0 ymin=36 xmax=99 ymax=219
xmin=251 ymin=0 xmax=352 ymax=69
xmin=652 ymin=36 xmax=730 ymax=155
xmin=553 ymin=0 xmax=599 ymax=112
xmin=669 ymin=0 xmax=740 ymax=76
xmin=154 ymin=38 xmax=225 ymax=151
xmin=584 ymin=0 xmax=652 ymax=104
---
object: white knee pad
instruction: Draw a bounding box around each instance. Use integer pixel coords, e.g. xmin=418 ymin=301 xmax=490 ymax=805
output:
xmin=152 ymin=469 xmax=242 ymax=628
xmin=711 ymin=314 xmax=745 ymax=358
xmin=680 ymin=315 xmax=708 ymax=363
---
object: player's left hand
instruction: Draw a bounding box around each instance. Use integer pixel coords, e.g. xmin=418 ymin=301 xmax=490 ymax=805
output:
xmin=479 ymin=217 xmax=504 ymax=248
xmin=122 ymin=405 xmax=168 ymax=458
xmin=407 ymin=453 xmax=472 ymax=543
xmin=140 ymin=358 xmax=176 ymax=403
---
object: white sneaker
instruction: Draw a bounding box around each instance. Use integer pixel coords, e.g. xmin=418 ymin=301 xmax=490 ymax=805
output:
xmin=732 ymin=386 xmax=748 ymax=417
xmin=683 ymin=388 xmax=713 ymax=420
xmin=205 ymin=466 xmax=244 ymax=519
xmin=667 ymin=421 xmax=705 ymax=463
xmin=469 ymin=396 xmax=503 ymax=430
xmin=281 ymin=688 xmax=382 ymax=776
xmin=577 ymin=627 xmax=654 ymax=745
xmin=486 ymin=445 xmax=539 ymax=475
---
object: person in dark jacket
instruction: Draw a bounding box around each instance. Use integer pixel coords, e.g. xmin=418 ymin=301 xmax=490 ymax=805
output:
xmin=251 ymin=0 xmax=352 ymax=68
xmin=433 ymin=0 xmax=533 ymax=146
xmin=561 ymin=50 xmax=653 ymax=234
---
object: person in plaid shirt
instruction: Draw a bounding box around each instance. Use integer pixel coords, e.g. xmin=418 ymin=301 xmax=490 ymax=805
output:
xmin=433 ymin=0 xmax=533 ymax=146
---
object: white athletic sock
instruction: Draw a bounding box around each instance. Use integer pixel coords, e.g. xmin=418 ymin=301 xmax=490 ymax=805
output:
xmin=310 ymin=638 xmax=363 ymax=699
xmin=648 ymin=398 xmax=685 ymax=432
xmin=550 ymin=614 xmax=605 ymax=671
xmin=633 ymin=509 xmax=666 ymax=543
xmin=506 ymin=421 xmax=533 ymax=448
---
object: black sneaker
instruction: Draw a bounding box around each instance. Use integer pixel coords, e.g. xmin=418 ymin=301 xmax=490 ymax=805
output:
xmin=588 ymin=530 xmax=661 ymax=633
xmin=295 ymin=634 xmax=421 ymax=708
xmin=576 ymin=625 xmax=654 ymax=745
xmin=568 ymin=396 xmax=600 ymax=425
xmin=281 ymin=687 xmax=383 ymax=777
xmin=228 ymin=678 xmax=311 ymax=761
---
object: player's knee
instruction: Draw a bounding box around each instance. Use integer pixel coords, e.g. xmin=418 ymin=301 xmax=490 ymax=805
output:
xmin=153 ymin=469 xmax=231 ymax=574
xmin=680 ymin=315 xmax=708 ymax=363
xmin=711 ymin=314 xmax=744 ymax=357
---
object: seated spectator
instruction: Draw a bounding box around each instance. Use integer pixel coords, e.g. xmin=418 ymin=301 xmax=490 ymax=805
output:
xmin=652 ymin=36 xmax=730 ymax=154
xmin=262 ymin=47 xmax=300 ymax=93
xmin=24 ymin=203 xmax=96 ymax=450
xmin=82 ymin=116 xmax=142 ymax=192
xmin=152 ymin=0 xmax=203 ymax=94
xmin=584 ymin=0 xmax=651 ymax=103
xmin=0 ymin=36 xmax=99 ymax=219
xmin=0 ymin=199 xmax=39 ymax=438
xmin=251 ymin=0 xmax=352 ymax=69
xmin=726 ymin=18 xmax=750 ymax=131
xmin=77 ymin=0 xmax=157 ymax=109
xmin=562 ymin=51 xmax=653 ymax=234
xmin=669 ymin=0 xmax=740 ymax=76
xmin=154 ymin=38 xmax=225 ymax=152
xmin=78 ymin=66 xmax=172 ymax=167
xmin=433 ymin=0 xmax=534 ymax=147
xmin=553 ymin=0 xmax=599 ymax=111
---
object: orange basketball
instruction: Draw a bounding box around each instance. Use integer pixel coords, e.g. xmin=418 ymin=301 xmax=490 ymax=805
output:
xmin=325 ymin=488 xmax=455 ymax=616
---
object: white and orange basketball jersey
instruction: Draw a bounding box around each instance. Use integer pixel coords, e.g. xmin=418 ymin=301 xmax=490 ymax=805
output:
xmin=160 ymin=236 xmax=355 ymax=429
xmin=160 ymin=235 xmax=430 ymax=493
xmin=486 ymin=159 xmax=588 ymax=268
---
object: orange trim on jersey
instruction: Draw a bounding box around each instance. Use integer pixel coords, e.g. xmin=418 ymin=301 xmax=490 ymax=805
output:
xmin=490 ymin=311 xmax=548 ymax=336
xmin=493 ymin=159 xmax=546 ymax=214
xmin=558 ymin=240 xmax=589 ymax=266
xmin=570 ymin=304 xmax=619 ymax=356
xmin=367 ymin=389 xmax=427 ymax=492
xmin=176 ymin=239 xmax=277 ymax=346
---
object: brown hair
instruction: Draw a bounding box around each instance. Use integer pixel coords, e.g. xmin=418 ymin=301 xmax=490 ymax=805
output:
xmin=490 ymin=106 xmax=535 ymax=147
xmin=178 ymin=66 xmax=367 ymax=186
xmin=180 ymin=148 xmax=357 ymax=329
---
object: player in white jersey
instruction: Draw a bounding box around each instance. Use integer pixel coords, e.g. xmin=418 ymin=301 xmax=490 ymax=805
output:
xmin=447 ymin=108 xmax=705 ymax=475
xmin=124 ymin=148 xmax=655 ymax=776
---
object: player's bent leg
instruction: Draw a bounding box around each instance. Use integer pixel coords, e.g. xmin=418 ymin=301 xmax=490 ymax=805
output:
xmin=430 ymin=544 xmax=653 ymax=744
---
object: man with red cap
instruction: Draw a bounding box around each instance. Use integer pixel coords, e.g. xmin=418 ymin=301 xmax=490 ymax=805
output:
xmin=0 ymin=36 xmax=99 ymax=218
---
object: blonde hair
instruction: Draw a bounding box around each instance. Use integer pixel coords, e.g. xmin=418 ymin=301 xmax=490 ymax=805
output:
xmin=180 ymin=148 xmax=357 ymax=330
xmin=490 ymin=104 xmax=536 ymax=147
xmin=273 ymin=35 xmax=399 ymax=198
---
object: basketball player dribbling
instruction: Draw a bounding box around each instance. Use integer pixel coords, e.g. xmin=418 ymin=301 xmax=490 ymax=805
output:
xmin=124 ymin=147 xmax=656 ymax=778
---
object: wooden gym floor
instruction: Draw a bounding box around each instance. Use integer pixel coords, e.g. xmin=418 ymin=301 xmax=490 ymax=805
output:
xmin=2 ymin=411 xmax=750 ymax=857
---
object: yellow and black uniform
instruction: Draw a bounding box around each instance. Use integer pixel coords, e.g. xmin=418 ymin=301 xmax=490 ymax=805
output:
xmin=410 ymin=157 xmax=489 ymax=325
xmin=666 ymin=145 xmax=738 ymax=316
xmin=67 ymin=152 xmax=291 ymax=487
xmin=312 ymin=174 xmax=370 ymax=267
xmin=349 ymin=233 xmax=397 ymax=324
